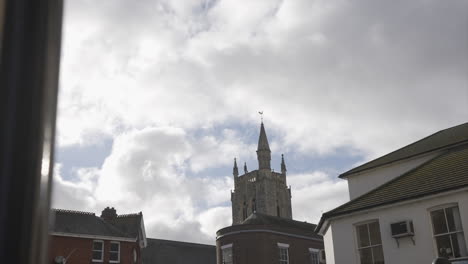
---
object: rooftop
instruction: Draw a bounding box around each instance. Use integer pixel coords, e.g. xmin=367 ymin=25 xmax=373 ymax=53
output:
xmin=340 ymin=122 xmax=468 ymax=178
xmin=317 ymin=143 xmax=468 ymax=232
xmin=141 ymin=238 xmax=216 ymax=264
xmin=50 ymin=208 xmax=142 ymax=240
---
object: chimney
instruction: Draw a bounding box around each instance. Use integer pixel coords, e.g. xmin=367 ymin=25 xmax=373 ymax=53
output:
xmin=101 ymin=207 xmax=117 ymax=222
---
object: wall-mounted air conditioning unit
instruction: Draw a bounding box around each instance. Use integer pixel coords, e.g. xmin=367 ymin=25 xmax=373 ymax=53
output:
xmin=391 ymin=220 xmax=414 ymax=238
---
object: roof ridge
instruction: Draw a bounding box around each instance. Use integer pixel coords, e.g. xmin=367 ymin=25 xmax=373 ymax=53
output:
xmin=340 ymin=122 xmax=468 ymax=178
xmin=117 ymin=212 xmax=142 ymax=218
xmin=147 ymin=238 xmax=216 ymax=248
xmin=329 ymin=151 xmax=446 ymax=215
xmin=52 ymin=208 xmax=95 ymax=216
xmin=317 ymin=146 xmax=468 ymax=232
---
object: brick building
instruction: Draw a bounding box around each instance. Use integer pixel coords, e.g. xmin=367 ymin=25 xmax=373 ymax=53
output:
xmin=216 ymin=122 xmax=325 ymax=264
xmin=217 ymin=213 xmax=324 ymax=264
xmin=49 ymin=207 xmax=147 ymax=264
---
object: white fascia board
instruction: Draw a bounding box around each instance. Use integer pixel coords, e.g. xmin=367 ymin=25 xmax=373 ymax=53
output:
xmin=277 ymin=242 xmax=290 ymax=248
xmin=51 ymin=232 xmax=137 ymax=242
xmin=221 ymin=243 xmax=233 ymax=249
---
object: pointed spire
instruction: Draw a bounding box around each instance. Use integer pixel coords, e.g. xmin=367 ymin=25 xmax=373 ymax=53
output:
xmin=281 ymin=154 xmax=287 ymax=175
xmin=256 ymin=122 xmax=271 ymax=170
xmin=257 ymin=122 xmax=271 ymax=151
xmin=233 ymin=158 xmax=239 ymax=177
xmin=244 ymin=162 xmax=248 ymax=174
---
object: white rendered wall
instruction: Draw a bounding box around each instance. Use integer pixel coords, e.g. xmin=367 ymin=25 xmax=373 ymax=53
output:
xmin=323 ymin=226 xmax=335 ymax=264
xmin=347 ymin=152 xmax=439 ymax=200
xmin=324 ymin=190 xmax=468 ymax=264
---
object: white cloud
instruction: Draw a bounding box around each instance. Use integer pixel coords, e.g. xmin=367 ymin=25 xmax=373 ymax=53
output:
xmin=53 ymin=126 xmax=236 ymax=244
xmin=289 ymin=171 xmax=349 ymax=223
xmin=58 ymin=0 xmax=467 ymax=159
xmin=53 ymin=0 xmax=468 ymax=244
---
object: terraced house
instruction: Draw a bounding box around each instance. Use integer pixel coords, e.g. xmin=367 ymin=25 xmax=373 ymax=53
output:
xmin=317 ymin=122 xmax=468 ymax=264
xmin=49 ymin=207 xmax=147 ymax=264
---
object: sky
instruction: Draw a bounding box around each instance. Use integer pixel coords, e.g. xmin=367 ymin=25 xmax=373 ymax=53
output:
xmin=52 ymin=0 xmax=468 ymax=245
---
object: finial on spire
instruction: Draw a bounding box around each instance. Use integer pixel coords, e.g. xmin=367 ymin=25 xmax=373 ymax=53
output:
xmin=258 ymin=111 xmax=264 ymax=123
xmin=233 ymin=158 xmax=239 ymax=177
xmin=281 ymin=154 xmax=287 ymax=174
xmin=244 ymin=162 xmax=248 ymax=174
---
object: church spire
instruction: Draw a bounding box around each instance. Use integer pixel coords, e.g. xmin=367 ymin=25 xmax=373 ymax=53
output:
xmin=281 ymin=154 xmax=287 ymax=175
xmin=256 ymin=122 xmax=271 ymax=170
xmin=244 ymin=162 xmax=248 ymax=174
xmin=233 ymin=158 xmax=239 ymax=177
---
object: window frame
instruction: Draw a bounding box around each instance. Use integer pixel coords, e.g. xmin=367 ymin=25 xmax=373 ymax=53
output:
xmin=278 ymin=243 xmax=289 ymax=264
xmin=429 ymin=204 xmax=467 ymax=259
xmin=354 ymin=220 xmax=384 ymax=264
xmin=92 ymin=240 xmax=104 ymax=262
xmin=109 ymin=241 xmax=120 ymax=263
xmin=221 ymin=243 xmax=233 ymax=264
xmin=309 ymin=248 xmax=320 ymax=264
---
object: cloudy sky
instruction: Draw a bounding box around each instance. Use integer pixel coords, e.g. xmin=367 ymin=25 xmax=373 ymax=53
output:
xmin=52 ymin=0 xmax=468 ymax=245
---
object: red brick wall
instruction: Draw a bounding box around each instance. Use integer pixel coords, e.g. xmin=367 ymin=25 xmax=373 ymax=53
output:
xmin=217 ymin=231 xmax=323 ymax=264
xmin=48 ymin=235 xmax=141 ymax=264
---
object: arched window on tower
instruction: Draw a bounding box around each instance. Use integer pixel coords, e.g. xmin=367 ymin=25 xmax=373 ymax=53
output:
xmin=277 ymin=200 xmax=281 ymax=217
xmin=242 ymin=202 xmax=247 ymax=220
xmin=252 ymin=199 xmax=256 ymax=213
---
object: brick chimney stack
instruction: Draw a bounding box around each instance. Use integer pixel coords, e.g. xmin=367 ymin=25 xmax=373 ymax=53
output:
xmin=100 ymin=207 xmax=117 ymax=222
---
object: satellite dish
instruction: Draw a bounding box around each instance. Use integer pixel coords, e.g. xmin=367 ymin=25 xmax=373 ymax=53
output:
xmin=54 ymin=256 xmax=65 ymax=264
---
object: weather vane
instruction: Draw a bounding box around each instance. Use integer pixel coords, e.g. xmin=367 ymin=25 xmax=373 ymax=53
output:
xmin=258 ymin=111 xmax=264 ymax=122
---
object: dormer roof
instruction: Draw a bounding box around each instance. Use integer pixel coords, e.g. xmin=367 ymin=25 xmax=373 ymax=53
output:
xmin=340 ymin=122 xmax=468 ymax=178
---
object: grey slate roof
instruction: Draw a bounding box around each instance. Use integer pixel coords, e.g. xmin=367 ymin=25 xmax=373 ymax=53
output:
xmin=51 ymin=209 xmax=133 ymax=238
xmin=340 ymin=122 xmax=468 ymax=178
xmin=141 ymin=238 xmax=216 ymax=264
xmin=112 ymin=213 xmax=142 ymax=238
xmin=317 ymin=144 xmax=468 ymax=232
xmin=242 ymin=212 xmax=317 ymax=232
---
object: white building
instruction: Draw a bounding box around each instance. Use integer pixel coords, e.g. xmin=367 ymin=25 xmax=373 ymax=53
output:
xmin=317 ymin=122 xmax=468 ymax=264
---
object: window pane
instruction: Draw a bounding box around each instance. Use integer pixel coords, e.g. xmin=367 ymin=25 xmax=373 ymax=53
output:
xmin=222 ymin=247 xmax=233 ymax=264
xmin=93 ymin=241 xmax=103 ymax=250
xmin=310 ymin=252 xmax=319 ymax=264
xmin=357 ymin=224 xmax=370 ymax=247
xmin=110 ymin=242 xmax=119 ymax=252
xmin=372 ymin=246 xmax=385 ymax=264
xmin=369 ymin=222 xmax=382 ymax=245
xmin=446 ymin=207 xmax=463 ymax=232
xmin=436 ymin=235 xmax=454 ymax=258
xmin=451 ymin=233 xmax=468 ymax=258
xmin=92 ymin=251 xmax=102 ymax=260
xmin=432 ymin=209 xmax=448 ymax=235
xmin=110 ymin=252 xmax=119 ymax=261
xmin=455 ymin=232 xmax=468 ymax=257
xmin=359 ymin=248 xmax=373 ymax=264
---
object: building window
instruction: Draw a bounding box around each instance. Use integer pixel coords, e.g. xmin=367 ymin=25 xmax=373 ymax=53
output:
xmin=110 ymin=241 xmax=120 ymax=263
xmin=277 ymin=201 xmax=281 ymax=217
xmin=355 ymin=221 xmax=384 ymax=264
xmin=430 ymin=205 xmax=468 ymax=259
xmin=133 ymin=248 xmax=138 ymax=264
xmin=242 ymin=202 xmax=247 ymax=220
xmin=92 ymin=240 xmax=104 ymax=262
xmin=252 ymin=199 xmax=256 ymax=213
xmin=221 ymin=244 xmax=233 ymax=264
xmin=278 ymin=243 xmax=289 ymax=264
xmin=309 ymin=248 xmax=319 ymax=264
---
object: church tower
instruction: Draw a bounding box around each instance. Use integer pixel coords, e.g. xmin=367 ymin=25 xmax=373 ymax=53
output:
xmin=230 ymin=122 xmax=292 ymax=224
